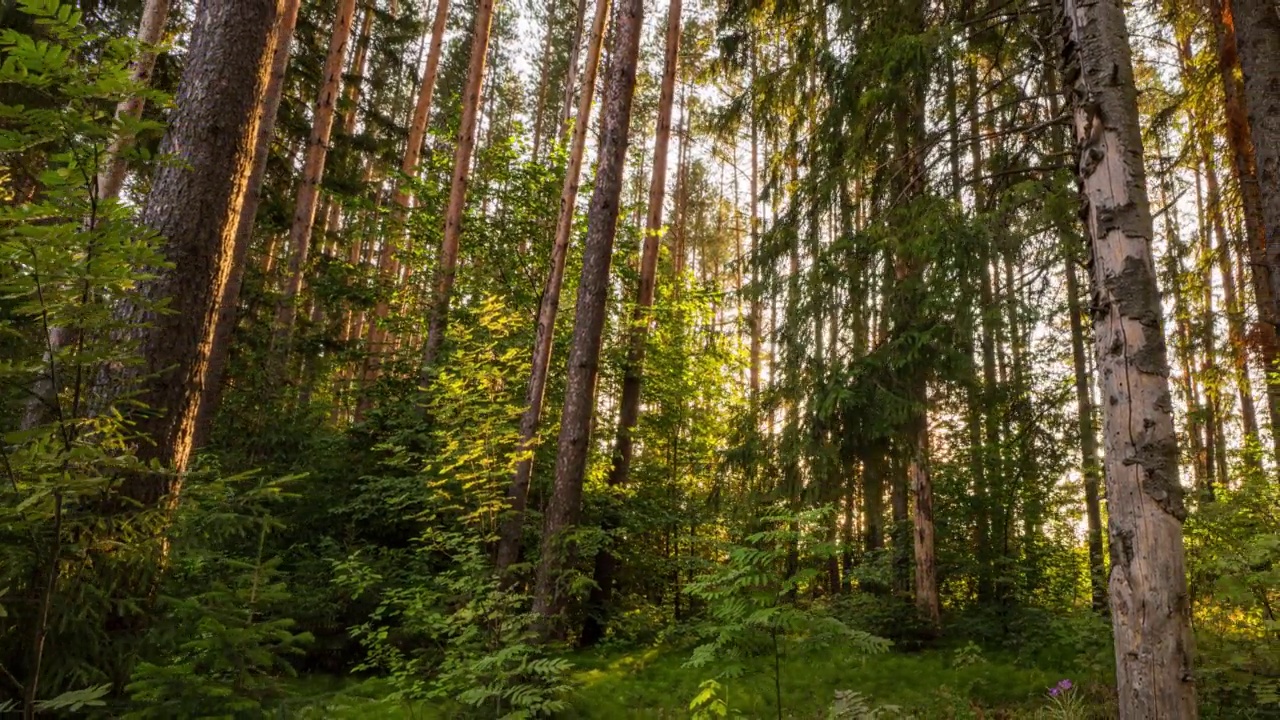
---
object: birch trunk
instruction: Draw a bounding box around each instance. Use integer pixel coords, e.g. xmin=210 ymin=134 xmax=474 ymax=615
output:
xmin=1059 ymin=0 xmax=1197 ymax=713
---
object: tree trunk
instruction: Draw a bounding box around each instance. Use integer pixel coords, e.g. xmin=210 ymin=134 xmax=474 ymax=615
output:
xmin=1230 ymin=0 xmax=1280 ymax=357
xmin=1211 ymin=0 xmax=1280 ymax=457
xmin=910 ymin=403 xmax=939 ymax=626
xmin=420 ymin=0 xmax=501 ymax=370
xmin=193 ymin=0 xmax=301 ymax=451
xmin=118 ymin=0 xmax=280 ymax=499
xmin=495 ymin=0 xmax=612 ymax=573
xmin=1065 ymin=242 xmax=1107 ymax=612
xmin=1203 ymin=147 xmax=1263 ymax=460
xmin=276 ymin=0 xmax=358 ymax=345
xmin=531 ymin=0 xmax=645 ymax=630
xmin=557 ymin=0 xmax=590 ymax=137
xmin=360 ymin=0 xmax=453 ymax=395
xmin=96 ymin=0 xmax=171 ymax=202
xmin=1059 ymin=0 xmax=1197 ymax=714
xmin=579 ymin=0 xmax=681 ymax=644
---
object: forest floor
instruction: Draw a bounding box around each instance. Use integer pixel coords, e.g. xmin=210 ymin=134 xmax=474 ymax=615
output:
xmin=285 ymin=643 xmax=1109 ymax=718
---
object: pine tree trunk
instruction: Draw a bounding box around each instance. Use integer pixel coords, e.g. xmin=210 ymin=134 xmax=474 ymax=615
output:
xmin=557 ymin=0 xmax=591 ymax=137
xmin=421 ymin=0 xmax=501 ymax=369
xmin=531 ymin=0 xmax=645 ymax=630
xmin=578 ymin=0 xmax=679 ymax=646
xmin=96 ymin=0 xmax=171 ymax=202
xmin=1230 ymin=0 xmax=1280 ymax=357
xmin=276 ymin=0 xmax=358 ymax=345
xmin=495 ymin=0 xmax=612 ymax=573
xmin=118 ymin=0 xmax=280 ymax=497
xmin=1211 ymin=0 xmax=1280 ymax=457
xmin=910 ymin=403 xmax=939 ymax=625
xmin=1059 ymin=0 xmax=1197 ymax=713
xmin=530 ymin=0 xmax=557 ymax=161
xmin=360 ymin=0 xmax=453 ymax=395
xmin=193 ymin=0 xmax=301 ymax=451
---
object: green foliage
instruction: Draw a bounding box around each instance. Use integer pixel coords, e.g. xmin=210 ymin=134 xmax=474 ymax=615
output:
xmin=124 ymin=474 xmax=313 ymax=718
xmin=684 ymin=505 xmax=889 ymax=715
xmin=0 ymin=0 xmax=170 ymax=706
xmin=335 ymin=298 xmax=575 ymax=719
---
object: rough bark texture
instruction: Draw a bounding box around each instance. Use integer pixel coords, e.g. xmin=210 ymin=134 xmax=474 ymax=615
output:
xmin=1231 ymin=0 xmax=1280 ymax=343
xmin=193 ymin=0 xmax=302 ymax=451
xmin=1059 ymin=0 xmax=1197 ymax=714
xmin=96 ymin=0 xmax=171 ymax=202
xmin=579 ymin=0 xmax=681 ymax=644
xmin=531 ymin=0 xmax=644 ymax=628
xmin=910 ymin=408 xmax=939 ymax=625
xmin=120 ymin=0 xmax=279 ymax=497
xmin=1216 ymin=0 xmax=1280 ymax=457
xmin=421 ymin=0 xmax=500 ymax=369
xmin=495 ymin=0 xmax=612 ymax=573
xmin=276 ymin=0 xmax=358 ymax=342
xmin=1065 ymin=245 xmax=1107 ymax=612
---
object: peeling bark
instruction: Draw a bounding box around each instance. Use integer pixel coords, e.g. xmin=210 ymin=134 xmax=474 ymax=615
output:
xmin=1058 ymin=0 xmax=1197 ymax=713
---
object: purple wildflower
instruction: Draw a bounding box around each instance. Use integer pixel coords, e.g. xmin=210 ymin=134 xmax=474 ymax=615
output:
xmin=1049 ymin=679 xmax=1073 ymax=698
xmin=1049 ymin=687 xmax=1060 ymax=698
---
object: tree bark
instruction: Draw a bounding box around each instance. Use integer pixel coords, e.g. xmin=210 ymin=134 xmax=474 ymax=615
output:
xmin=276 ymin=0 xmax=359 ymax=344
xmin=420 ymin=0 xmax=501 ymax=370
xmin=910 ymin=403 xmax=939 ymax=625
xmin=360 ymin=0 xmax=453 ymax=395
xmin=579 ymin=0 xmax=681 ymax=644
xmin=531 ymin=0 xmax=645 ymax=629
xmin=96 ymin=0 xmax=171 ymax=202
xmin=193 ymin=0 xmax=301 ymax=451
xmin=1230 ymin=0 xmax=1280 ymax=359
xmin=557 ymin=0 xmax=591 ymax=138
xmin=495 ymin=0 xmax=612 ymax=573
xmin=1212 ymin=0 xmax=1280 ymax=458
xmin=1059 ymin=0 xmax=1197 ymax=713
xmin=1203 ymin=146 xmax=1263 ymax=461
xmin=1065 ymin=242 xmax=1107 ymax=612
xmin=118 ymin=0 xmax=280 ymax=498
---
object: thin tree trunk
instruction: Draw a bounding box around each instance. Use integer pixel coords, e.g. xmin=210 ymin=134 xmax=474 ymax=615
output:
xmin=557 ymin=0 xmax=591 ymax=137
xmin=1059 ymin=0 xmax=1197 ymax=713
xmin=118 ymin=0 xmax=280 ymax=497
xmin=495 ymin=0 xmax=612 ymax=573
xmin=97 ymin=0 xmax=171 ymax=202
xmin=910 ymin=401 xmax=939 ymax=625
xmin=421 ymin=0 xmax=501 ymax=369
xmin=530 ymin=0 xmax=557 ymax=161
xmin=276 ymin=0 xmax=358 ymax=345
xmin=1065 ymin=243 xmax=1107 ymax=612
xmin=1203 ymin=146 xmax=1262 ymax=459
xmin=579 ymin=0 xmax=681 ymax=644
xmin=531 ymin=0 xmax=645 ymax=630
